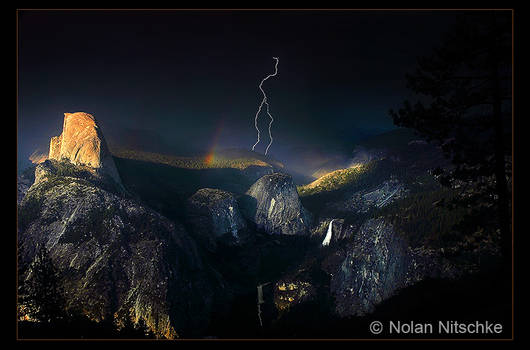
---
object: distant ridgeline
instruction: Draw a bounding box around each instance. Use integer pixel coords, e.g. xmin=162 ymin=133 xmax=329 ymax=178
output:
xmin=110 ymin=148 xmax=283 ymax=171
xmin=18 ymin=118 xmax=506 ymax=339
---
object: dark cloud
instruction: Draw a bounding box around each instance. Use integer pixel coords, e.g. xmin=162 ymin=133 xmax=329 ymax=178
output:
xmin=18 ymin=10 xmax=464 ymax=169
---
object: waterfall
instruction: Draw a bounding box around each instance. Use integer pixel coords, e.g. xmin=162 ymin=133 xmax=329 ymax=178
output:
xmin=322 ymin=219 xmax=335 ymax=246
xmin=257 ymin=282 xmax=271 ymax=327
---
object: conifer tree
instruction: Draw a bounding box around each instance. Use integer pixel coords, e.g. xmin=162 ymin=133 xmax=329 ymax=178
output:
xmin=24 ymin=245 xmax=66 ymax=323
xmin=389 ymin=12 xmax=512 ymax=264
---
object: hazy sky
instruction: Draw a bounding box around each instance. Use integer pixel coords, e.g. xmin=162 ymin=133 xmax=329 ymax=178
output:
xmin=17 ymin=9 xmax=465 ymax=168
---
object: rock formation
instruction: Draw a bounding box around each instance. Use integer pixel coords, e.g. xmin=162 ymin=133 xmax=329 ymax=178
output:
xmin=329 ymin=218 xmax=411 ymax=317
xmin=242 ymin=172 xmax=311 ymax=235
xmin=48 ymin=112 xmax=122 ymax=186
xmin=17 ymin=167 xmax=35 ymax=204
xmin=186 ymin=188 xmax=247 ymax=250
xmin=326 ymin=217 xmax=474 ymax=317
xmin=18 ymin=160 xmax=219 ymax=338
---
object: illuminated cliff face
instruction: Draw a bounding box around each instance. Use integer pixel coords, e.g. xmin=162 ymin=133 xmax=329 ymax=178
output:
xmin=48 ymin=112 xmax=122 ymax=185
xmin=49 ymin=112 xmax=102 ymax=167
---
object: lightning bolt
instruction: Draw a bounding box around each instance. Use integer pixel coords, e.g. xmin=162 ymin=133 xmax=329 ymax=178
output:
xmin=252 ymin=57 xmax=279 ymax=155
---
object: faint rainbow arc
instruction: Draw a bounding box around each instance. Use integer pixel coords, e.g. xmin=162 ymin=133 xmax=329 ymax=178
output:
xmin=205 ymin=119 xmax=225 ymax=166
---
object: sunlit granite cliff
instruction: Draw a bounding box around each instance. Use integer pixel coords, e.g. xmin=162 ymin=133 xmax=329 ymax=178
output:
xmin=48 ymin=112 xmax=122 ymax=186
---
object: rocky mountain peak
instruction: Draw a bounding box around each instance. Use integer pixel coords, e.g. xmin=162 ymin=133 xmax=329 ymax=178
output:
xmin=186 ymin=188 xmax=247 ymax=250
xmin=242 ymin=172 xmax=311 ymax=235
xmin=48 ymin=112 xmax=122 ymax=185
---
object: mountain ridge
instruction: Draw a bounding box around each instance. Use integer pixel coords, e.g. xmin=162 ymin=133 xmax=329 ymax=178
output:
xmin=17 ymin=116 xmax=504 ymax=338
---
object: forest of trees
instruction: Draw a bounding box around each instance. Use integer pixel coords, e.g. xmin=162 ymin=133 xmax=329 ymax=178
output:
xmin=17 ymin=244 xmax=155 ymax=339
xmin=389 ymin=12 xmax=512 ymax=269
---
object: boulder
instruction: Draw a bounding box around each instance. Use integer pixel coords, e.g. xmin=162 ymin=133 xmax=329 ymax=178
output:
xmin=186 ymin=188 xmax=246 ymax=249
xmin=242 ymin=172 xmax=311 ymax=235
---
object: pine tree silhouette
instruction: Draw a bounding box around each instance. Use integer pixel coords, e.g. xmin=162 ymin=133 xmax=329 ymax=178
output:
xmin=389 ymin=11 xmax=512 ymax=268
xmin=23 ymin=245 xmax=66 ymax=323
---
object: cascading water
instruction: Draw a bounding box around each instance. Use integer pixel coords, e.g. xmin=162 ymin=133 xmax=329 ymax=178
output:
xmin=257 ymin=282 xmax=271 ymax=327
xmin=322 ymin=219 xmax=335 ymax=246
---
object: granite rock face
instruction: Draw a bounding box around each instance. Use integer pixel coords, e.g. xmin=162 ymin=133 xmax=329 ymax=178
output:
xmin=330 ymin=218 xmax=411 ymax=317
xmin=48 ymin=112 xmax=122 ymax=186
xmin=327 ymin=217 xmax=473 ymax=317
xmin=325 ymin=178 xmax=408 ymax=215
xmin=186 ymin=188 xmax=247 ymax=250
xmin=18 ymin=161 xmax=218 ymax=338
xmin=242 ymin=172 xmax=311 ymax=235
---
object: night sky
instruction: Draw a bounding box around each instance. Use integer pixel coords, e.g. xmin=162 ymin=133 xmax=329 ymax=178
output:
xmin=17 ymin=9 xmax=465 ymax=169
